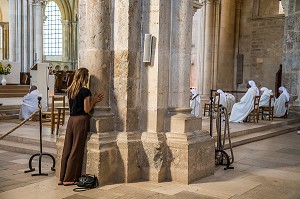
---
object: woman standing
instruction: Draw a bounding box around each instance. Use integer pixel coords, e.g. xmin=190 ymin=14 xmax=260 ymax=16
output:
xmin=59 ymin=68 xmax=103 ymax=186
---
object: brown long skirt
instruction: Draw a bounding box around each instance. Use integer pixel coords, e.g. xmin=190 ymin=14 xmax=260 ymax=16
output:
xmin=59 ymin=114 xmax=89 ymax=182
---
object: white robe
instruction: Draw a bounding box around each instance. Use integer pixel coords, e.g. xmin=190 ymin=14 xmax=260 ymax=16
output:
xmin=259 ymin=90 xmax=274 ymax=107
xmin=19 ymin=90 xmax=48 ymax=120
xmin=229 ymin=87 xmax=256 ymax=123
xmin=218 ymin=94 xmax=227 ymax=109
xmin=225 ymin=93 xmax=235 ymax=113
xmin=190 ymin=94 xmax=202 ymax=117
xmin=274 ymin=93 xmax=288 ymax=117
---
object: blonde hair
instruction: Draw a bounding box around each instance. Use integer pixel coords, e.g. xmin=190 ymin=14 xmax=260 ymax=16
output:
xmin=66 ymin=68 xmax=89 ymax=99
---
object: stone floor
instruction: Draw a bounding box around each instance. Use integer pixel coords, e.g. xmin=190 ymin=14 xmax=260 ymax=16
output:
xmin=0 ymin=132 xmax=299 ymax=199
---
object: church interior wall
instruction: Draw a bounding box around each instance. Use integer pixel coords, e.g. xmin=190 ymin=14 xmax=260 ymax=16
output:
xmin=238 ymin=0 xmax=284 ymax=91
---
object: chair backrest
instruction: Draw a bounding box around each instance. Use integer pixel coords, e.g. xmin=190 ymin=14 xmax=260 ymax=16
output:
xmin=254 ymin=96 xmax=260 ymax=110
xmin=50 ymin=95 xmax=65 ymax=113
xmin=269 ymin=95 xmax=274 ymax=108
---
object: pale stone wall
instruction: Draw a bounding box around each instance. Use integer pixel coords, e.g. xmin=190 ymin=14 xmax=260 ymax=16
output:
xmin=239 ymin=0 xmax=284 ymax=91
xmin=282 ymin=0 xmax=300 ymax=103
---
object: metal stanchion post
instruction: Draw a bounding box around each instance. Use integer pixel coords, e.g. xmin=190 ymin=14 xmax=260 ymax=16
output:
xmin=25 ymin=97 xmax=56 ymax=176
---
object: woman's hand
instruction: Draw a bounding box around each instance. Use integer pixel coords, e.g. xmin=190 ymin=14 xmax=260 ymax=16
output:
xmin=91 ymin=92 xmax=104 ymax=104
xmin=84 ymin=92 xmax=104 ymax=113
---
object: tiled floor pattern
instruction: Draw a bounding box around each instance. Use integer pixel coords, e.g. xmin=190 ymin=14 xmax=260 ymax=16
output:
xmin=0 ymin=132 xmax=299 ymax=199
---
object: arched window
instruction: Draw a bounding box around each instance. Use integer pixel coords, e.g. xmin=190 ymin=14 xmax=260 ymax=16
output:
xmin=43 ymin=1 xmax=62 ymax=56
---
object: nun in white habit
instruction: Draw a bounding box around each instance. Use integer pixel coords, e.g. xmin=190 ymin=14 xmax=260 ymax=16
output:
xmin=225 ymin=93 xmax=236 ymax=113
xmin=216 ymin=89 xmax=236 ymax=113
xmin=190 ymin=89 xmax=202 ymax=117
xmin=229 ymin=80 xmax=257 ymax=123
xmin=274 ymin=86 xmax=289 ymax=117
xmin=259 ymin=87 xmax=274 ymax=107
xmin=217 ymin=89 xmax=227 ymax=108
xmin=19 ymin=85 xmax=48 ymax=120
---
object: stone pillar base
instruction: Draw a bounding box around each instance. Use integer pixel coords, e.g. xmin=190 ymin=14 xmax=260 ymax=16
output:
xmin=117 ymin=132 xmax=142 ymax=183
xmin=166 ymin=115 xmax=215 ymax=184
xmin=56 ymin=131 xmax=119 ymax=186
xmin=140 ymin=131 xmax=167 ymax=182
xmin=293 ymin=96 xmax=300 ymax=107
xmin=84 ymin=132 xmax=119 ymax=185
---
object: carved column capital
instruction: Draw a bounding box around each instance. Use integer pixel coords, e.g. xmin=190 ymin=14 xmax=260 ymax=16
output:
xmin=32 ymin=0 xmax=48 ymax=7
xmin=193 ymin=0 xmax=202 ymax=14
xmin=199 ymin=0 xmax=221 ymax=6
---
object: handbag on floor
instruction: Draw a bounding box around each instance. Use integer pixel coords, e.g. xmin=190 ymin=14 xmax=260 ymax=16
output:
xmin=73 ymin=174 xmax=99 ymax=192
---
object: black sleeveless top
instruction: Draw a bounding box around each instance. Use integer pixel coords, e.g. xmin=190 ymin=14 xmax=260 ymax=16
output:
xmin=69 ymin=87 xmax=92 ymax=116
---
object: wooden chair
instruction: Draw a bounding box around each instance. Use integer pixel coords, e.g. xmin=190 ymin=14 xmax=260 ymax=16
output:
xmin=203 ymin=92 xmax=220 ymax=117
xmin=247 ymin=96 xmax=261 ymax=123
xmin=260 ymin=95 xmax=274 ymax=121
xmin=284 ymin=101 xmax=289 ymax=118
xmin=41 ymin=95 xmax=66 ymax=135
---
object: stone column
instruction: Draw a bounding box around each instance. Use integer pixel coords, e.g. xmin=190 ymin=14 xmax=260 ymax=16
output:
xmin=29 ymin=0 xmax=34 ymax=67
xmin=59 ymin=0 xmax=118 ymax=186
xmin=23 ymin=0 xmax=29 ymax=72
xmin=282 ymin=0 xmax=300 ymax=106
xmin=71 ymin=21 xmax=78 ymax=70
xmin=166 ymin=0 xmax=215 ymax=184
xmin=3 ymin=24 xmax=9 ymax=60
xmin=202 ymin=0 xmax=216 ymax=99
xmin=112 ymin=0 xmax=143 ymax=183
xmin=233 ymin=0 xmax=242 ymax=90
xmin=33 ymin=0 xmax=45 ymax=63
xmin=9 ymin=0 xmax=16 ymax=62
xmin=138 ymin=0 xmax=172 ymax=183
xmin=16 ymin=0 xmax=22 ymax=63
xmin=62 ymin=20 xmax=70 ymax=62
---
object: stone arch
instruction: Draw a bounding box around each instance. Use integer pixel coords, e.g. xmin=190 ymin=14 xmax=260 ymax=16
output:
xmin=55 ymin=65 xmax=61 ymax=71
xmin=46 ymin=0 xmax=72 ymax=20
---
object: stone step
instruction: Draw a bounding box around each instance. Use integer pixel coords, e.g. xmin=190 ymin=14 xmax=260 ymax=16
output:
xmin=0 ymin=133 xmax=56 ymax=148
xmin=228 ymin=118 xmax=300 ymax=138
xmin=224 ymin=123 xmax=300 ymax=149
xmin=0 ymin=114 xmax=19 ymax=120
xmin=0 ymin=109 xmax=19 ymax=115
xmin=0 ymin=139 xmax=56 ymax=157
xmin=0 ymin=105 xmax=21 ymax=110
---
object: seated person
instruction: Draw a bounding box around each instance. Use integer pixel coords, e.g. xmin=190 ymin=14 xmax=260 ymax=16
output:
xmin=190 ymin=89 xmax=202 ymax=117
xmin=216 ymin=89 xmax=236 ymax=113
xmin=259 ymin=87 xmax=274 ymax=107
xmin=217 ymin=89 xmax=227 ymax=109
xmin=19 ymin=85 xmax=47 ymax=120
xmin=225 ymin=92 xmax=236 ymax=114
xmin=229 ymin=80 xmax=257 ymax=123
xmin=274 ymin=86 xmax=289 ymax=117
